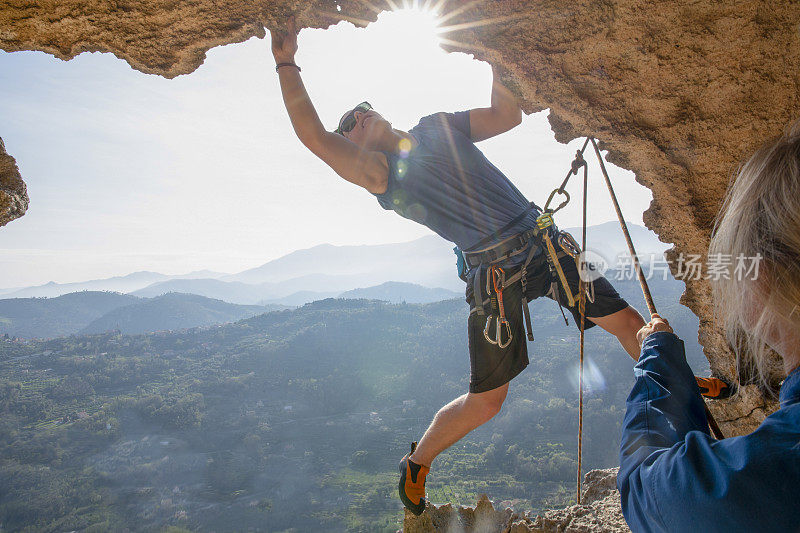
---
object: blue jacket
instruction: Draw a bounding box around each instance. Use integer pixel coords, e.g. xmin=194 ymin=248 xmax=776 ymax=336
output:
xmin=618 ymin=332 xmax=800 ymax=533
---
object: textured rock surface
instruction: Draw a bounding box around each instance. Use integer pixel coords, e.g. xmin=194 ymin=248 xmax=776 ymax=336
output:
xmin=404 ymin=468 xmax=629 ymax=533
xmin=2 ymin=0 xmax=798 ymax=430
xmin=0 ymin=137 xmax=28 ymax=227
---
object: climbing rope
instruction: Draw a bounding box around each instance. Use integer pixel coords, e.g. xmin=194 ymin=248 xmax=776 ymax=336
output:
xmin=577 ymin=149 xmax=588 ymax=505
xmin=548 ymin=138 xmax=726 ymax=504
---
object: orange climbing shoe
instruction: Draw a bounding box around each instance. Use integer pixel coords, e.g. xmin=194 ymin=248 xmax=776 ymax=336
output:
xmin=398 ymin=442 xmax=429 ymax=516
xmin=696 ymin=376 xmax=733 ymax=399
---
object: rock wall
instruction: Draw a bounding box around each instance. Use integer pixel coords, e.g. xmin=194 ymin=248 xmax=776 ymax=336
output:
xmin=2 ymin=0 xmax=798 ymax=434
xmin=404 ymin=468 xmax=629 ymax=533
xmin=0 ymin=137 xmax=28 ymax=227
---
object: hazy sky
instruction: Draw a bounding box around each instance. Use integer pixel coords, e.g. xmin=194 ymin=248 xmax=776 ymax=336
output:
xmin=0 ymin=8 xmax=654 ymax=287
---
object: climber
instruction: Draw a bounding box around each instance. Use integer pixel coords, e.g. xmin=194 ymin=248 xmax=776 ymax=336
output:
xmin=270 ymin=17 xmax=726 ymax=516
xmin=618 ymin=122 xmax=800 ymax=532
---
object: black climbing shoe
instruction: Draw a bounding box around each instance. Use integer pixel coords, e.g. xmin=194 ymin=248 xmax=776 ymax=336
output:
xmin=398 ymin=441 xmax=429 ymax=516
xmin=696 ymin=376 xmax=734 ymax=399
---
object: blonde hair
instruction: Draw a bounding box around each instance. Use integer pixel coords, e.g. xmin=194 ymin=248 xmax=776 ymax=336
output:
xmin=709 ymin=121 xmax=800 ymax=389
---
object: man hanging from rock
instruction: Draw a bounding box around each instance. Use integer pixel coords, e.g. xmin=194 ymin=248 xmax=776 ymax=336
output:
xmin=270 ymin=17 xmax=729 ymax=515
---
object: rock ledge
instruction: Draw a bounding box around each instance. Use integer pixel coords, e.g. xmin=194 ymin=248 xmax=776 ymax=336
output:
xmin=404 ymin=468 xmax=629 ymax=533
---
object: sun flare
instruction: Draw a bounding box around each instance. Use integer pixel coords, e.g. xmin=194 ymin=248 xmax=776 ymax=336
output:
xmin=323 ymin=0 xmax=523 ymax=54
xmin=369 ymin=1 xmax=522 ymax=53
xmin=383 ymin=4 xmax=443 ymax=41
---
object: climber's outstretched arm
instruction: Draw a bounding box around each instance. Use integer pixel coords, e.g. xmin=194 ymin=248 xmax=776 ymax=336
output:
xmin=271 ymin=18 xmax=388 ymax=194
xmin=468 ymin=65 xmax=523 ymax=142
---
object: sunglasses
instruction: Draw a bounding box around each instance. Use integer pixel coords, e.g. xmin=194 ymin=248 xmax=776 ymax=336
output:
xmin=335 ymin=101 xmax=372 ymax=135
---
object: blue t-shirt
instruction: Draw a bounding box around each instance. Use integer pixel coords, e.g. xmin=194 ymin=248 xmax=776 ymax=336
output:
xmin=374 ymin=111 xmax=540 ymax=252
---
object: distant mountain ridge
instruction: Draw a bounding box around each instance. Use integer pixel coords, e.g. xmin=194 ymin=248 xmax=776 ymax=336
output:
xmin=0 ymin=282 xmax=463 ymax=339
xmin=220 ymin=237 xmax=455 ymax=285
xmin=0 ymin=270 xmax=228 ymax=300
xmin=339 ymin=282 xmax=460 ymax=304
xmin=80 ymin=293 xmax=282 ymax=335
xmin=0 ymin=223 xmax=669 ymax=305
xmin=0 ymin=291 xmax=285 ymax=339
xmin=0 ymin=291 xmax=140 ymax=338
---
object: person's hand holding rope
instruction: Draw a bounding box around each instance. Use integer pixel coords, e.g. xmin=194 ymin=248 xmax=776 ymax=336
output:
xmin=635 ymin=313 xmax=673 ymax=348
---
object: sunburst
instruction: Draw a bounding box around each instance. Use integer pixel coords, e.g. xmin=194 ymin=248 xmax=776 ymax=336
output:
xmin=319 ymin=0 xmax=519 ymax=46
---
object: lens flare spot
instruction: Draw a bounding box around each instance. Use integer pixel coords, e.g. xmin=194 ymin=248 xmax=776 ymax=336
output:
xmin=406 ymin=203 xmax=427 ymax=222
xmin=396 ymin=160 xmax=408 ymax=178
xmin=568 ymin=357 xmax=607 ymax=395
xmin=390 ymin=190 xmax=409 ymax=210
xmin=398 ymin=137 xmax=412 ymax=156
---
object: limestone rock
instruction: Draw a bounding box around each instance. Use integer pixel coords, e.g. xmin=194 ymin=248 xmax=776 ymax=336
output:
xmin=710 ymin=384 xmax=776 ymax=437
xmin=403 ymin=468 xmax=629 ymax=533
xmin=2 ymin=0 xmax=799 ymax=428
xmin=0 ymin=137 xmax=28 ymax=227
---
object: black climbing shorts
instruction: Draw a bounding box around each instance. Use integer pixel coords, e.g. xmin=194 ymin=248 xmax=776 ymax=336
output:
xmin=465 ymin=239 xmax=629 ymax=394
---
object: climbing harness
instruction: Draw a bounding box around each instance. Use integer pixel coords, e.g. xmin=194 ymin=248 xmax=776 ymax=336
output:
xmin=457 ymin=174 xmax=595 ymax=348
xmin=549 ymin=138 xmax=726 ymax=504
xmin=461 ymin=209 xmax=546 ymax=347
xmin=461 ymin=220 xmax=580 ymax=347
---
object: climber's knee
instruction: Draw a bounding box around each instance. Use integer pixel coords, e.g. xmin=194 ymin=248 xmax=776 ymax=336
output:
xmin=465 ymin=382 xmax=509 ymax=422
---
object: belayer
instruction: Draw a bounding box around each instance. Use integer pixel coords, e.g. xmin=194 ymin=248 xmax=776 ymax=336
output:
xmin=270 ymin=17 xmax=726 ymax=515
xmin=618 ymin=122 xmax=800 ymax=532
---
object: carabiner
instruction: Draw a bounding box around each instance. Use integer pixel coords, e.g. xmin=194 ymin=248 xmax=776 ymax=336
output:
xmin=558 ymin=231 xmax=581 ymax=258
xmin=483 ymin=315 xmax=496 ymax=345
xmin=543 ymin=189 xmax=570 ymax=215
xmin=483 ymin=315 xmax=513 ymax=348
xmin=496 ymin=317 xmax=512 ymax=349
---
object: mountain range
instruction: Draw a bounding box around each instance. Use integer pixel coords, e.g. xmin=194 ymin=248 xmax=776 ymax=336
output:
xmin=0 ymin=282 xmax=461 ymax=339
xmin=0 ymin=222 xmax=669 ymax=306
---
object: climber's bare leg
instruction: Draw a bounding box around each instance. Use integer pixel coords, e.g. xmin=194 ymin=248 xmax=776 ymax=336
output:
xmin=587 ymin=305 xmax=646 ymax=361
xmin=409 ymin=382 xmax=509 ymax=467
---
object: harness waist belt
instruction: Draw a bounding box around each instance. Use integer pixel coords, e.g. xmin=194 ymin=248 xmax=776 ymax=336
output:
xmin=463 ymin=228 xmax=543 ymax=268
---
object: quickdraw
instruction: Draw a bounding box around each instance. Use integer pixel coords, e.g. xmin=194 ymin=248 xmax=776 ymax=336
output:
xmin=483 ymin=265 xmax=512 ymax=348
xmin=537 ymin=211 xmax=576 ymax=308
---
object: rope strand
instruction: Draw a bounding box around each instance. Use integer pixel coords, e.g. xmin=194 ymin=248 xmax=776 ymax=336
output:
xmin=577 ymin=156 xmax=588 ymax=504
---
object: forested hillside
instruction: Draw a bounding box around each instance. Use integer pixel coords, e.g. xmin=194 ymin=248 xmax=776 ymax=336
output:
xmin=0 ymin=273 xmax=705 ymax=532
xmin=0 ymin=291 xmax=139 ymax=338
xmin=80 ymin=293 xmax=282 ymax=335
xmin=0 ymin=292 xmax=284 ymax=339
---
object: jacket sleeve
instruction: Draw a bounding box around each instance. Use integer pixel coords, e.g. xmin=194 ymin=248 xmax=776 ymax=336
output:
xmin=617 ymin=331 xmax=711 ymax=532
xmin=618 ymin=332 xmax=800 ymax=532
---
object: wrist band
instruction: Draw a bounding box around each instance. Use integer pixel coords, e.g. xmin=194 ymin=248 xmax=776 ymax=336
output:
xmin=275 ymin=62 xmax=301 ymax=72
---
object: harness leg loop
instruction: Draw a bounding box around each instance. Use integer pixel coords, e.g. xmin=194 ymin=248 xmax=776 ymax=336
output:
xmin=473 ymin=265 xmax=485 ymax=317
